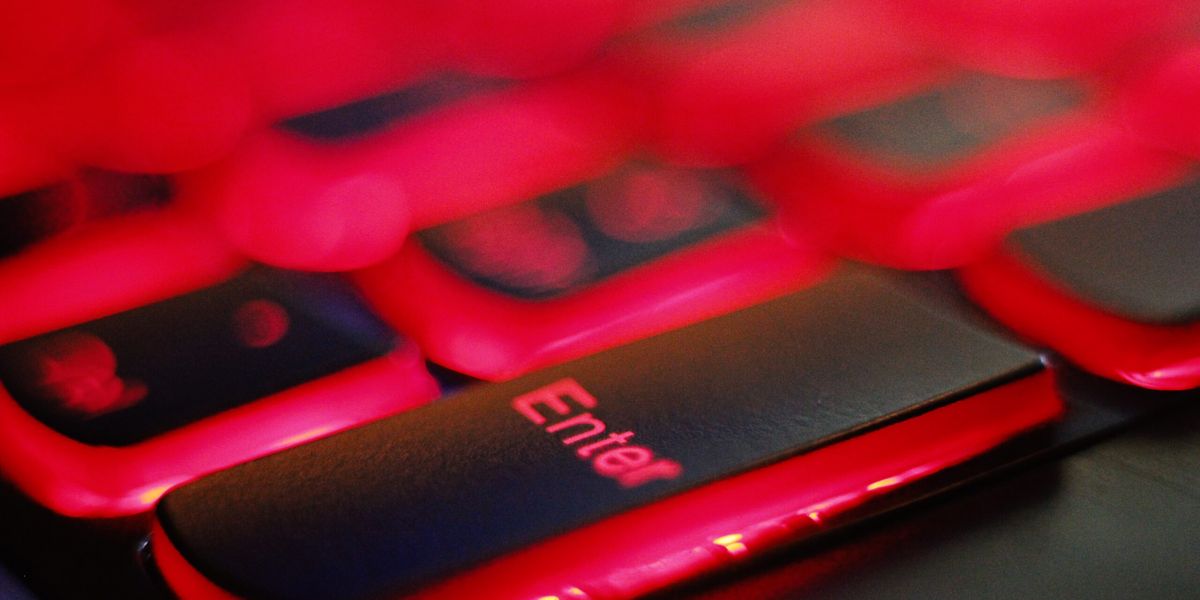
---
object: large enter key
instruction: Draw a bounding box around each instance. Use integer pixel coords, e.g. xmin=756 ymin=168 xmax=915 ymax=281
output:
xmin=151 ymin=269 xmax=1061 ymax=600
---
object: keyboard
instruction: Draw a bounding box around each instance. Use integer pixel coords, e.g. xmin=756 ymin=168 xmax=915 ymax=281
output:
xmin=1 ymin=1 xmax=1199 ymax=598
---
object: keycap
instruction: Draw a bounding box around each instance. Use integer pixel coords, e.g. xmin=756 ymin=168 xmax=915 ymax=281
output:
xmin=0 ymin=0 xmax=661 ymax=195
xmin=749 ymin=69 xmax=1191 ymax=268
xmin=959 ymin=174 xmax=1200 ymax=390
xmin=0 ymin=211 xmax=244 ymax=345
xmin=150 ymin=269 xmax=1061 ymax=600
xmin=1122 ymin=46 xmax=1200 ymax=160
xmin=0 ymin=0 xmax=131 ymax=89
xmin=0 ymin=172 xmax=169 ymax=258
xmin=435 ymin=0 xmax=631 ymax=78
xmin=617 ymin=0 xmax=939 ymax=166
xmin=0 ymin=562 xmax=33 ymax=600
xmin=0 ymin=264 xmax=438 ymax=517
xmin=182 ymin=71 xmax=642 ymax=271
xmin=0 ymin=1 xmax=438 ymax=195
xmin=355 ymin=160 xmax=832 ymax=380
xmin=871 ymin=0 xmax=1200 ymax=77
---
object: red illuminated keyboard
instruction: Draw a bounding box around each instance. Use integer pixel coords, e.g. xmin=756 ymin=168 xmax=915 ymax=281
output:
xmin=1 ymin=1 xmax=1199 ymax=599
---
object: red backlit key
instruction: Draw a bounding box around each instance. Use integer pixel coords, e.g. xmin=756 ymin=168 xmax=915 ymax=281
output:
xmin=0 ymin=0 xmax=440 ymax=195
xmin=435 ymin=0 xmax=631 ymax=78
xmin=0 ymin=0 xmax=132 ymax=89
xmin=0 ymin=266 xmax=437 ymax=518
xmin=150 ymin=270 xmax=1061 ymax=600
xmin=183 ymin=72 xmax=641 ymax=271
xmin=1122 ymin=46 xmax=1200 ymax=160
xmin=0 ymin=35 xmax=255 ymax=195
xmin=960 ymin=173 xmax=1200 ymax=390
xmin=0 ymin=215 xmax=438 ymax=516
xmin=871 ymin=0 xmax=1200 ymax=77
xmin=0 ymin=171 xmax=169 ymax=258
xmin=356 ymin=160 xmax=832 ymax=380
xmin=750 ymin=69 xmax=1191 ymax=269
xmin=617 ymin=0 xmax=940 ymax=166
xmin=0 ymin=0 xmax=658 ymax=195
xmin=0 ymin=211 xmax=243 ymax=344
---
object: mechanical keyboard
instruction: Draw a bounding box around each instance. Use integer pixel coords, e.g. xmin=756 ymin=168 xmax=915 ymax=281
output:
xmin=1 ymin=1 xmax=1199 ymax=598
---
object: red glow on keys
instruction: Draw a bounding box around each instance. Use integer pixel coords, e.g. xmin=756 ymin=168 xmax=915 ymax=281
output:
xmin=62 ymin=35 xmax=255 ymax=175
xmin=438 ymin=0 xmax=630 ymax=78
xmin=747 ymin=71 xmax=1194 ymax=269
xmin=0 ymin=211 xmax=245 ymax=345
xmin=0 ymin=0 xmax=130 ymax=89
xmin=434 ymin=204 xmax=591 ymax=293
xmin=1122 ymin=46 xmax=1200 ymax=159
xmin=960 ymin=252 xmax=1200 ymax=391
xmin=586 ymin=166 xmax=716 ymax=243
xmin=0 ymin=342 xmax=439 ymax=517
xmin=358 ymin=223 xmax=833 ymax=380
xmin=19 ymin=331 xmax=147 ymax=417
xmin=187 ymin=131 xmax=413 ymax=272
xmin=233 ymin=300 xmax=291 ymax=349
xmin=185 ymin=73 xmax=640 ymax=271
xmin=621 ymin=0 xmax=942 ymax=166
xmin=873 ymin=0 xmax=1198 ymax=77
xmin=153 ymin=369 xmax=1061 ymax=600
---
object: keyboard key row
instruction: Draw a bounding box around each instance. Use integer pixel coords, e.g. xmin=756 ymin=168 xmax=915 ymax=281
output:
xmin=1 ymin=0 xmax=1197 ymax=197
xmin=150 ymin=269 xmax=1061 ymax=599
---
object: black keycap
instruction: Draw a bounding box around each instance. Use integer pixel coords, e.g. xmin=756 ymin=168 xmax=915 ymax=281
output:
xmin=0 ymin=267 xmax=396 ymax=446
xmin=154 ymin=269 xmax=1045 ymax=600
xmin=1010 ymin=177 xmax=1200 ymax=324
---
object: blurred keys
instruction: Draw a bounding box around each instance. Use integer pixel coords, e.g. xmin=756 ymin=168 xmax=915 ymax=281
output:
xmin=356 ymin=160 xmax=832 ymax=380
xmin=0 ymin=171 xmax=169 ymax=258
xmin=0 ymin=0 xmax=133 ymax=89
xmin=749 ymin=69 xmax=1190 ymax=268
xmin=416 ymin=162 xmax=765 ymax=298
xmin=0 ymin=253 xmax=438 ymax=516
xmin=183 ymin=71 xmax=641 ymax=271
xmin=870 ymin=0 xmax=1200 ymax=77
xmin=0 ymin=0 xmax=650 ymax=196
xmin=1122 ymin=45 xmax=1200 ymax=159
xmin=960 ymin=175 xmax=1200 ymax=390
xmin=618 ymin=0 xmax=940 ymax=167
xmin=0 ymin=0 xmax=435 ymax=195
xmin=151 ymin=269 xmax=1057 ymax=600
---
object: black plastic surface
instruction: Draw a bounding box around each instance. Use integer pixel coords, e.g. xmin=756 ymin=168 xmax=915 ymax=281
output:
xmin=817 ymin=73 xmax=1082 ymax=172
xmin=157 ymin=269 xmax=1041 ymax=600
xmin=1011 ymin=178 xmax=1200 ymax=324
xmin=0 ymin=268 xmax=395 ymax=446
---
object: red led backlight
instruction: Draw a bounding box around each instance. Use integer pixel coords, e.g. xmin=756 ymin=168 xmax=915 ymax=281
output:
xmin=153 ymin=371 xmax=1061 ymax=600
xmin=960 ymin=252 xmax=1200 ymax=390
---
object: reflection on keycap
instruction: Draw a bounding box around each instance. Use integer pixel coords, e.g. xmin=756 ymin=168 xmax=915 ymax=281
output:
xmin=9 ymin=331 xmax=147 ymax=418
xmin=816 ymin=73 xmax=1083 ymax=172
xmin=656 ymin=0 xmax=791 ymax=34
xmin=233 ymin=300 xmax=291 ymax=349
xmin=585 ymin=165 xmax=722 ymax=243
xmin=417 ymin=163 xmax=764 ymax=299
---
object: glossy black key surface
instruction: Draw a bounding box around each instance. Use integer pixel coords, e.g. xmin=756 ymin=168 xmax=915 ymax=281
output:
xmin=281 ymin=74 xmax=507 ymax=140
xmin=0 ymin=268 xmax=396 ymax=446
xmin=416 ymin=163 xmax=764 ymax=299
xmin=0 ymin=562 xmax=33 ymax=600
xmin=1010 ymin=178 xmax=1200 ymax=324
xmin=816 ymin=74 xmax=1083 ymax=172
xmin=156 ymin=269 xmax=1042 ymax=600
